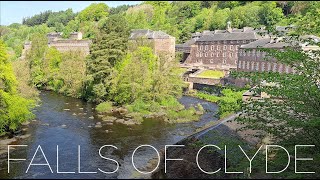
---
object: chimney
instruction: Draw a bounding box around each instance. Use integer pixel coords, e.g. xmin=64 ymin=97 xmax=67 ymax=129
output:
xmin=227 ymin=21 xmax=232 ymax=33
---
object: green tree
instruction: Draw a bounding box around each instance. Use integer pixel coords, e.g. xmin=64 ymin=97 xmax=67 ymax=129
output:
xmin=26 ymin=33 xmax=48 ymax=88
xmin=77 ymin=3 xmax=109 ymax=22
xmin=259 ymin=2 xmax=284 ymax=32
xmin=85 ymin=14 xmax=130 ymax=102
xmin=0 ymin=41 xmax=35 ymax=134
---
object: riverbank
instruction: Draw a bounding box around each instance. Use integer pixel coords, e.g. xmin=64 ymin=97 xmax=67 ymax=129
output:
xmin=150 ymin=112 xmax=263 ymax=179
xmin=0 ymin=92 xmax=223 ymax=179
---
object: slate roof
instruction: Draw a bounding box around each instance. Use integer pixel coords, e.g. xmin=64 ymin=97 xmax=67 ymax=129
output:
xmin=197 ymin=32 xmax=258 ymax=42
xmin=129 ymin=29 xmax=173 ymax=39
xmin=241 ymin=38 xmax=292 ymax=49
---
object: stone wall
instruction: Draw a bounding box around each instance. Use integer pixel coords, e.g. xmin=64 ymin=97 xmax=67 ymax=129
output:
xmin=153 ymin=37 xmax=175 ymax=59
xmin=186 ymin=76 xmax=222 ymax=86
xmin=48 ymin=40 xmax=91 ymax=56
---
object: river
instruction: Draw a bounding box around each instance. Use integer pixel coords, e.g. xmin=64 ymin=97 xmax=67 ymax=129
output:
xmin=0 ymin=91 xmax=219 ymax=179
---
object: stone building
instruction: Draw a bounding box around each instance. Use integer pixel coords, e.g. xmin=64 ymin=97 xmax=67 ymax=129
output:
xmin=129 ymin=29 xmax=175 ymax=59
xmin=47 ymin=32 xmax=63 ymax=43
xmin=237 ymin=37 xmax=295 ymax=73
xmin=180 ymin=22 xmax=260 ymax=70
xmin=48 ymin=32 xmax=91 ymax=56
xmin=237 ymin=35 xmax=320 ymax=73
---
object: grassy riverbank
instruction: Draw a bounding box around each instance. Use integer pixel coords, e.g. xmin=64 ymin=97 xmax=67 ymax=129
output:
xmin=95 ymin=96 xmax=205 ymax=124
xmin=187 ymin=88 xmax=247 ymax=118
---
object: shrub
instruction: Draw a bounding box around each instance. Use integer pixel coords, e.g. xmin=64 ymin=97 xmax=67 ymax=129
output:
xmin=96 ymin=101 xmax=113 ymax=113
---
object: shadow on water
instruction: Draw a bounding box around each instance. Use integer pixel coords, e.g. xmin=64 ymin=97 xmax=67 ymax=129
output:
xmin=0 ymin=91 xmax=218 ymax=179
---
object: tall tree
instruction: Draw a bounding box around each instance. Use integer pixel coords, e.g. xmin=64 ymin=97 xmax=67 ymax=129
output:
xmin=85 ymin=14 xmax=130 ymax=102
xmin=0 ymin=41 xmax=35 ymax=134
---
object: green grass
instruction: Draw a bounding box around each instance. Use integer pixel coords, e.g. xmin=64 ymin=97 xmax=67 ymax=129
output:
xmin=196 ymin=70 xmax=225 ymax=79
xmin=173 ymin=67 xmax=188 ymax=76
xmin=96 ymin=101 xmax=113 ymax=113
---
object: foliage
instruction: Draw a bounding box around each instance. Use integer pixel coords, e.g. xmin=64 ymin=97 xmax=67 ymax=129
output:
xmin=85 ymin=14 xmax=130 ymax=102
xmin=22 ymin=10 xmax=53 ymax=26
xmin=26 ymin=32 xmax=48 ymax=88
xmin=12 ymin=60 xmax=39 ymax=100
xmin=77 ymin=3 xmax=109 ymax=22
xmin=96 ymin=101 xmax=113 ymax=113
xmin=0 ymin=41 xmax=35 ymax=134
xmin=194 ymin=88 xmax=245 ymax=118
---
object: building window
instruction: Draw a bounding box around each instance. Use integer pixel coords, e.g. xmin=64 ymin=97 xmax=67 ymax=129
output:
xmin=210 ymin=59 xmax=214 ymax=63
xmin=243 ymin=51 xmax=246 ymax=56
xmin=237 ymin=40 xmax=240 ymax=43
xmin=217 ymin=46 xmax=220 ymax=50
xmin=236 ymin=45 xmax=239 ymax=50
xmin=251 ymin=62 xmax=255 ymax=70
xmin=200 ymin=45 xmax=203 ymax=50
xmin=267 ymin=62 xmax=271 ymax=71
xmin=223 ymin=52 xmax=226 ymax=57
xmin=238 ymin=60 xmax=242 ymax=68
xmin=196 ymin=52 xmax=199 ymax=57
xmin=211 ymin=45 xmax=214 ymax=50
xmin=205 ymin=53 xmax=208 ymax=57
xmin=242 ymin=61 xmax=246 ymax=69
xmin=256 ymin=62 xmax=259 ymax=71
xmin=247 ymin=61 xmax=250 ymax=69
xmin=261 ymin=62 xmax=265 ymax=71
xmin=285 ymin=66 xmax=290 ymax=73
xmin=200 ymin=52 xmax=203 ymax=57
xmin=247 ymin=50 xmax=251 ymax=56
xmin=205 ymin=45 xmax=208 ymax=50
xmin=230 ymin=45 xmax=233 ymax=50
xmin=279 ymin=64 xmax=283 ymax=73
xmin=230 ymin=53 xmax=233 ymax=57
xmin=223 ymin=59 xmax=226 ymax=64
xmin=217 ymin=53 xmax=219 ymax=57
xmin=257 ymin=50 xmax=260 ymax=57
xmin=243 ymin=40 xmax=246 ymax=43
xmin=211 ymin=53 xmax=214 ymax=57
xmin=273 ymin=63 xmax=277 ymax=72
xmin=223 ymin=45 xmax=227 ymax=50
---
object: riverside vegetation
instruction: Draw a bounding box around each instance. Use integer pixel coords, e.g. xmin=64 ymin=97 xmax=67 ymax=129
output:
xmin=0 ymin=1 xmax=318 ymax=129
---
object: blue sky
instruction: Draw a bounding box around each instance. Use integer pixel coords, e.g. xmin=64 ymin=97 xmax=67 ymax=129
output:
xmin=0 ymin=1 xmax=142 ymax=25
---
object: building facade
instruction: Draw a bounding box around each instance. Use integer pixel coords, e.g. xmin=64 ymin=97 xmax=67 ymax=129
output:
xmin=180 ymin=23 xmax=260 ymax=70
xmin=22 ymin=32 xmax=92 ymax=58
xmin=237 ymin=38 xmax=295 ymax=73
xmin=129 ymin=29 xmax=175 ymax=60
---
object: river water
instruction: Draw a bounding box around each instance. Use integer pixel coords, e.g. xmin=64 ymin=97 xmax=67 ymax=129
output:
xmin=0 ymin=91 xmax=219 ymax=179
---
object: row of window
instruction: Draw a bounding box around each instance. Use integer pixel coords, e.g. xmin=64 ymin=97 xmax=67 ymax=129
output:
xmin=238 ymin=60 xmax=292 ymax=73
xmin=196 ymin=52 xmax=237 ymax=58
xmin=197 ymin=40 xmax=251 ymax=45
xmin=239 ymin=49 xmax=267 ymax=57
xmin=198 ymin=45 xmax=240 ymax=51
xmin=195 ymin=59 xmax=236 ymax=64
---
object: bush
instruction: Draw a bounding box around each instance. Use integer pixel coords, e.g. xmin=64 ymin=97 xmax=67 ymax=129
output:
xmin=193 ymin=88 xmax=246 ymax=119
xmin=96 ymin=101 xmax=113 ymax=113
